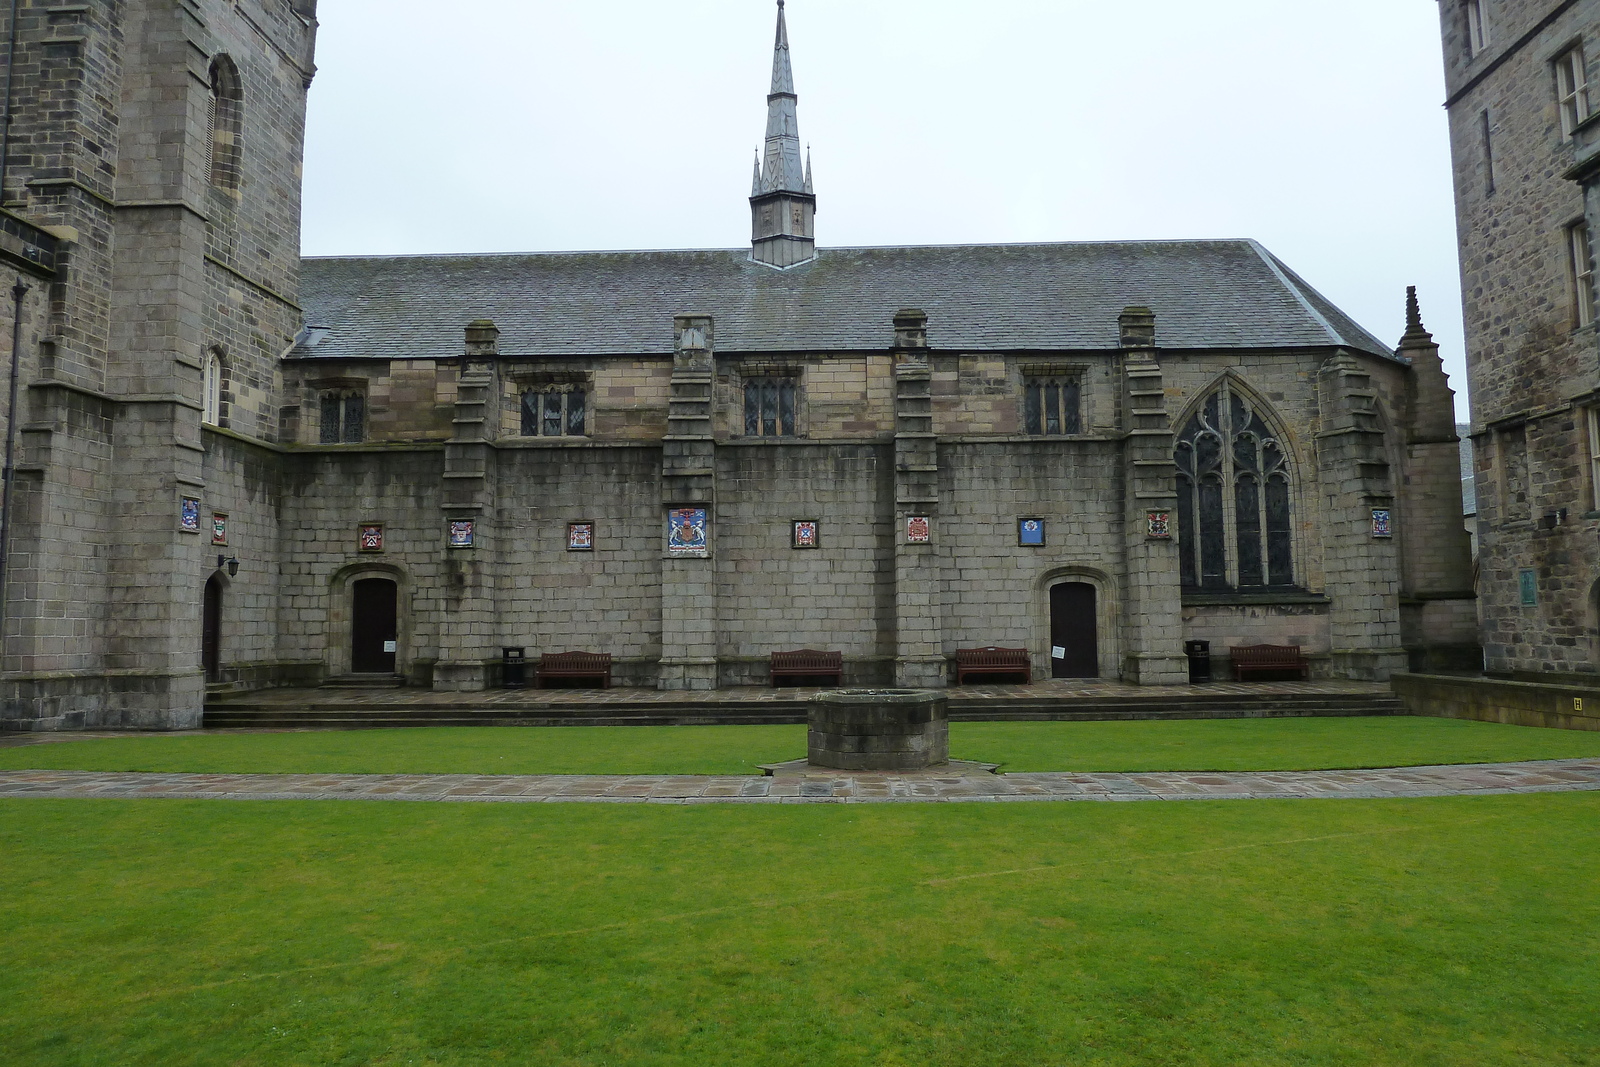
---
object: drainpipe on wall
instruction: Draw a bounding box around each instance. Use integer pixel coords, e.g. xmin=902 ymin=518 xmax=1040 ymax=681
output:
xmin=0 ymin=0 xmax=21 ymax=203
xmin=0 ymin=278 xmax=29 ymax=646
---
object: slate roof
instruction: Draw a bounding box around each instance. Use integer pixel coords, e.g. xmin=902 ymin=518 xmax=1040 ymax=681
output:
xmin=292 ymin=239 xmax=1399 ymax=363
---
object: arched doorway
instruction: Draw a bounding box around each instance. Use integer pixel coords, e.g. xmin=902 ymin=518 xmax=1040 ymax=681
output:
xmin=351 ymin=577 xmax=398 ymax=674
xmin=202 ymin=575 xmax=223 ymax=683
xmin=1050 ymin=582 xmax=1099 ymax=679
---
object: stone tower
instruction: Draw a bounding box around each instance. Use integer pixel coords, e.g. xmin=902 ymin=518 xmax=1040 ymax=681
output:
xmin=750 ymin=0 xmax=816 ymax=268
xmin=1437 ymin=0 xmax=1600 ymax=680
xmin=0 ymin=0 xmax=317 ymax=730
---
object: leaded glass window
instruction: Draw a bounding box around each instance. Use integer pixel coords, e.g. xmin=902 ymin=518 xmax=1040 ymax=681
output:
xmin=1024 ymin=377 xmax=1082 ymax=435
xmin=319 ymin=391 xmax=366 ymax=444
xmin=744 ymin=377 xmax=797 ymax=437
xmin=520 ymin=386 xmax=587 ymax=437
xmin=1175 ymin=384 xmax=1295 ymax=591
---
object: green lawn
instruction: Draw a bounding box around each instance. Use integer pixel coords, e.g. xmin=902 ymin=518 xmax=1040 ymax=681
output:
xmin=3 ymin=716 xmax=1599 ymax=776
xmin=3 ymin=794 xmax=1597 ymax=1066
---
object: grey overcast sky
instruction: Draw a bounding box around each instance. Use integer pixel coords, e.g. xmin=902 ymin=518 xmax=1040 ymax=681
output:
xmin=301 ymin=0 xmax=1468 ymax=418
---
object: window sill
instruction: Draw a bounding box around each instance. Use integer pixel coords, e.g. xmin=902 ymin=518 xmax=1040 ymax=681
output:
xmin=1182 ymin=591 xmax=1328 ymax=607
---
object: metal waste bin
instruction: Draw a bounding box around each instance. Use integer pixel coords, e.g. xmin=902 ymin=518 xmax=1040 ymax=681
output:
xmin=502 ymin=647 xmax=527 ymax=689
xmin=1184 ymin=640 xmax=1212 ymax=684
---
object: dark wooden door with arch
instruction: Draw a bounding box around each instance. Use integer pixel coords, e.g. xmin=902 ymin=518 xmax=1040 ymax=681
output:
xmin=202 ymin=575 xmax=222 ymax=683
xmin=351 ymin=578 xmax=398 ymax=674
xmin=1050 ymin=581 xmax=1099 ymax=679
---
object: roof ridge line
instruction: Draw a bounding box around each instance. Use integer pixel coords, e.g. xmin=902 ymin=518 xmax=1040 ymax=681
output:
xmin=299 ymin=237 xmax=1266 ymax=263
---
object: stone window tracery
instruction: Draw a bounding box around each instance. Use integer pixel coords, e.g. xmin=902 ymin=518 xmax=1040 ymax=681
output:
xmin=744 ymin=376 xmax=797 ymax=437
xmin=520 ymin=385 xmax=586 ymax=437
xmin=1175 ymin=384 xmax=1295 ymax=591
xmin=319 ymin=391 xmax=366 ymax=444
xmin=1023 ymin=375 xmax=1082 ymax=435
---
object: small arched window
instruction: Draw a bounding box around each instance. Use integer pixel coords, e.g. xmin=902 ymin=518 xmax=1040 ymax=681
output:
xmin=1175 ymin=382 xmax=1295 ymax=591
xmin=207 ymin=56 xmax=243 ymax=190
xmin=202 ymin=350 xmax=223 ymax=425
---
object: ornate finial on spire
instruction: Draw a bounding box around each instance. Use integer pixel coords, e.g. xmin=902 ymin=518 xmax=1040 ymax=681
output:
xmin=750 ymin=0 xmax=815 ymax=268
xmin=770 ymin=0 xmax=794 ymax=95
xmin=752 ymin=151 xmax=763 ymax=196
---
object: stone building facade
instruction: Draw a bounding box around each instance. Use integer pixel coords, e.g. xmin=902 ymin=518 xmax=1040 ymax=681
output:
xmin=0 ymin=0 xmax=1474 ymax=729
xmin=1439 ymin=0 xmax=1600 ymax=679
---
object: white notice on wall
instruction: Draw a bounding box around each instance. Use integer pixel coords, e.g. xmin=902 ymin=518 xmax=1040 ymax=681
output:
xmin=383 ymin=641 xmax=398 ymax=653
xmin=1051 ymin=646 xmax=1066 ymax=660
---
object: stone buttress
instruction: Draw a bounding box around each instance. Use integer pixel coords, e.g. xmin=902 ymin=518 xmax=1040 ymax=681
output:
xmin=658 ymin=315 xmax=718 ymax=690
xmin=434 ymin=321 xmax=501 ymax=690
xmin=1316 ymin=351 xmax=1408 ymax=679
xmin=891 ymin=309 xmax=945 ymax=687
xmin=1117 ymin=308 xmax=1188 ymax=684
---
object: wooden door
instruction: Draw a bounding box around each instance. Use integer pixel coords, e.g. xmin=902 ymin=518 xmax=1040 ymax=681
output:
xmin=351 ymin=578 xmax=398 ymax=674
xmin=202 ymin=576 xmax=222 ymax=683
xmin=1050 ymin=582 xmax=1099 ymax=679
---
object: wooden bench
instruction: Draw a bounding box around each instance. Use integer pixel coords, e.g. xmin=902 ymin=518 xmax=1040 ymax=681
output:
xmin=770 ymin=649 xmax=844 ymax=687
xmin=536 ymin=651 xmax=612 ymax=689
xmin=955 ymin=647 xmax=1031 ymax=685
xmin=1229 ymin=644 xmax=1310 ymax=681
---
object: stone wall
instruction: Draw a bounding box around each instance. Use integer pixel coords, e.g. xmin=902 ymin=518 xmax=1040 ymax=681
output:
xmin=0 ymin=1 xmax=316 ymax=729
xmin=1394 ymin=671 xmax=1600 ymax=732
xmin=1440 ymin=0 xmax=1600 ymax=677
xmin=235 ymin=332 xmax=1473 ymax=694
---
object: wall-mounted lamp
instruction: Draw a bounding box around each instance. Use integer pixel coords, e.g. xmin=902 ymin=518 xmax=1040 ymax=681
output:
xmin=217 ymin=555 xmax=240 ymax=578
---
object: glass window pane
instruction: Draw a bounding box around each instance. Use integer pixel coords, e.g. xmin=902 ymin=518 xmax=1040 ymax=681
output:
xmin=1061 ymin=378 xmax=1081 ymax=434
xmin=1235 ymin=475 xmax=1263 ymax=587
xmin=342 ymin=394 xmax=365 ymax=444
xmin=762 ymin=381 xmax=777 ymax=437
xmin=1266 ymin=476 xmax=1294 ymax=586
xmin=567 ymin=387 xmax=586 ymax=436
xmin=1045 ymin=383 xmax=1060 ymax=434
xmin=744 ymin=379 xmax=759 ymax=436
xmin=1199 ymin=478 xmax=1227 ymax=589
xmin=521 ymin=391 xmax=539 ymax=436
xmin=1177 ymin=476 xmax=1198 ymax=589
xmin=1024 ymin=382 xmax=1041 ymax=435
xmin=778 ymin=381 xmax=794 ymax=436
xmin=320 ymin=394 xmax=341 ymax=444
xmin=543 ymin=391 xmax=562 ymax=437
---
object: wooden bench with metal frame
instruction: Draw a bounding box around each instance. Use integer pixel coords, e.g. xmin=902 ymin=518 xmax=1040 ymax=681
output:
xmin=954 ymin=647 xmax=1032 ymax=685
xmin=769 ymin=649 xmax=844 ymax=687
xmin=1228 ymin=643 xmax=1310 ymax=681
xmin=536 ymin=651 xmax=613 ymax=689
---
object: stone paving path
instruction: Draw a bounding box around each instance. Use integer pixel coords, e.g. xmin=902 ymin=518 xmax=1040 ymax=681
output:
xmin=1 ymin=759 xmax=1597 ymax=805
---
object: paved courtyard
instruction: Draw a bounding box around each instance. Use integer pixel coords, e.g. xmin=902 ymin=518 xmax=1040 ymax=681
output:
xmin=1 ymin=759 xmax=1596 ymax=805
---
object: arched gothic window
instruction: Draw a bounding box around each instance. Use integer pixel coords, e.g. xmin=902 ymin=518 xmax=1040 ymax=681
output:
xmin=1175 ymin=383 xmax=1295 ymax=591
xmin=207 ymin=56 xmax=243 ymax=191
xmin=202 ymin=350 xmax=223 ymax=425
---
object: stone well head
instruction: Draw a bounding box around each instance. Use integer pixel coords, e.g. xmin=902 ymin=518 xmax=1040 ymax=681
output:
xmin=807 ymin=689 xmax=949 ymax=772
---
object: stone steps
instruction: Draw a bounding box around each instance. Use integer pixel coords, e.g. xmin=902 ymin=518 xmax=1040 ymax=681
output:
xmin=202 ymin=692 xmax=1405 ymax=729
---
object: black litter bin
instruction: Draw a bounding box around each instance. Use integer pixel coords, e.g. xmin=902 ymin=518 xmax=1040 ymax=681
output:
xmin=1184 ymin=640 xmax=1212 ymax=684
xmin=502 ymin=647 xmax=527 ymax=689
